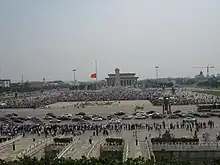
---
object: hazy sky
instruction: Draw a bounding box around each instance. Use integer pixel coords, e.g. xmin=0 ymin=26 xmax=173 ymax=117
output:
xmin=0 ymin=0 xmax=220 ymax=82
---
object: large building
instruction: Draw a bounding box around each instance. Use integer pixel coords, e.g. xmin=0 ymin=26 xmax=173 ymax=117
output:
xmin=105 ymin=68 xmax=138 ymax=87
xmin=0 ymin=79 xmax=11 ymax=88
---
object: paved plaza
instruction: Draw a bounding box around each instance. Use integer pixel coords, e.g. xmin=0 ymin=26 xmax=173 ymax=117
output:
xmin=0 ymin=100 xmax=219 ymax=160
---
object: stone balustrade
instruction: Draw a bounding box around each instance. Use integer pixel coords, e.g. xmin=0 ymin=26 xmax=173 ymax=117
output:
xmin=16 ymin=137 xmax=53 ymax=159
xmin=152 ymin=142 xmax=220 ymax=151
xmin=0 ymin=135 xmax=22 ymax=149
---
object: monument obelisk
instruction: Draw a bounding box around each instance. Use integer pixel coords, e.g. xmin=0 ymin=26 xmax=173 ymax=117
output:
xmin=115 ymin=68 xmax=121 ymax=87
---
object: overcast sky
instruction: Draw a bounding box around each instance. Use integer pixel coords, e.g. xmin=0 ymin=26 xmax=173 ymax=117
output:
xmin=0 ymin=0 xmax=219 ymax=82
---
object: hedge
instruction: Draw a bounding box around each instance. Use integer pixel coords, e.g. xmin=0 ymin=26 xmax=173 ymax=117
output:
xmin=54 ymin=137 xmax=73 ymax=144
xmin=1 ymin=156 xmax=217 ymax=165
xmin=105 ymin=138 xmax=124 ymax=145
xmin=151 ymin=137 xmax=199 ymax=143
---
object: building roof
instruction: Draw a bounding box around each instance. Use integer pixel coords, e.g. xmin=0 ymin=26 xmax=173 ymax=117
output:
xmin=108 ymin=73 xmax=136 ymax=76
xmin=75 ymin=80 xmax=106 ymax=85
xmin=105 ymin=76 xmax=139 ymax=80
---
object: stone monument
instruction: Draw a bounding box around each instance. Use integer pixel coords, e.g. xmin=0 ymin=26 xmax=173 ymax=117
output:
xmin=115 ymin=68 xmax=121 ymax=87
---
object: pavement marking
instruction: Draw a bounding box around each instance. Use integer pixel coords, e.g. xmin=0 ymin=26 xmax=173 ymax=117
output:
xmin=57 ymin=137 xmax=79 ymax=159
xmin=87 ymin=137 xmax=105 ymax=158
xmin=124 ymin=141 xmax=129 ymax=161
xmin=135 ymin=143 xmax=142 ymax=158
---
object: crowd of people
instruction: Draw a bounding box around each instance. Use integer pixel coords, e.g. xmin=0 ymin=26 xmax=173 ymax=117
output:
xmin=0 ymin=87 xmax=219 ymax=109
xmin=1 ymin=118 xmax=218 ymax=143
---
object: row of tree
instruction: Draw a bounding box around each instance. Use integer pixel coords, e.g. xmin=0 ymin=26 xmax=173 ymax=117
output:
xmin=0 ymin=156 xmax=219 ymax=165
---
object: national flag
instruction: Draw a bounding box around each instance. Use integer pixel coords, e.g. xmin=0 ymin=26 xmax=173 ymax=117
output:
xmin=90 ymin=73 xmax=97 ymax=79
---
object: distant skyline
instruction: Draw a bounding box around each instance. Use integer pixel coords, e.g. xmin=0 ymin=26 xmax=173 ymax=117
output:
xmin=0 ymin=0 xmax=220 ymax=82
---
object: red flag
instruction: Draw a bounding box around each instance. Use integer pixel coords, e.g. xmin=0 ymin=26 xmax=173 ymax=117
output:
xmin=90 ymin=73 xmax=97 ymax=79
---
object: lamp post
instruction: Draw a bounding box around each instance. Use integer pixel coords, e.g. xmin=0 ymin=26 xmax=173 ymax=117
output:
xmin=155 ymin=66 xmax=159 ymax=79
xmin=72 ymin=69 xmax=76 ymax=82
xmin=155 ymin=66 xmax=159 ymax=88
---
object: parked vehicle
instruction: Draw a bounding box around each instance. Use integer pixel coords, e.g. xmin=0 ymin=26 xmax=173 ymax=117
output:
xmin=122 ymin=115 xmax=133 ymax=120
xmin=49 ymin=118 xmax=61 ymax=123
xmin=168 ymin=114 xmax=179 ymax=119
xmin=46 ymin=113 xmax=56 ymax=118
xmin=183 ymin=117 xmax=196 ymax=122
xmin=199 ymin=113 xmax=211 ymax=118
xmin=109 ymin=118 xmax=121 ymax=124
xmin=43 ymin=115 xmax=53 ymax=120
xmin=135 ymin=115 xmax=146 ymax=119
xmin=61 ymin=113 xmax=72 ymax=118
xmin=114 ymin=111 xmax=126 ymax=116
xmin=76 ymin=112 xmax=86 ymax=116
xmin=151 ymin=114 xmax=164 ymax=119
xmin=57 ymin=116 xmax=71 ymax=121
xmin=92 ymin=117 xmax=103 ymax=121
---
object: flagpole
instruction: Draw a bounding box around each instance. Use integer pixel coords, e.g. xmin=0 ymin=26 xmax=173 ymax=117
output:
xmin=95 ymin=60 xmax=98 ymax=80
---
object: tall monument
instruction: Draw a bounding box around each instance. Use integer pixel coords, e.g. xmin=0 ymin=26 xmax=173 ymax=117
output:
xmin=115 ymin=68 xmax=121 ymax=87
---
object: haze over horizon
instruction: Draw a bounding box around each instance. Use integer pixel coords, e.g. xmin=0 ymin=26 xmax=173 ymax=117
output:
xmin=0 ymin=0 xmax=219 ymax=82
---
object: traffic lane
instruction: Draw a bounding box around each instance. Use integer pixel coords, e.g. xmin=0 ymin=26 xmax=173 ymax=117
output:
xmin=0 ymin=104 xmax=198 ymax=119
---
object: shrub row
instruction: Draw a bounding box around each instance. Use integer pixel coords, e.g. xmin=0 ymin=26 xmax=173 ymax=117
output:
xmin=54 ymin=137 xmax=73 ymax=144
xmin=105 ymin=138 xmax=124 ymax=145
xmin=151 ymin=137 xmax=199 ymax=143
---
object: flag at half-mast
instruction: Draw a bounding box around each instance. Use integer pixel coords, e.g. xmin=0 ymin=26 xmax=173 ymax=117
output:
xmin=90 ymin=73 xmax=97 ymax=79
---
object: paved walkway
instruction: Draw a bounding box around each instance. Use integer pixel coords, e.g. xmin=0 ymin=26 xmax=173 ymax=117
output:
xmin=0 ymin=135 xmax=42 ymax=160
xmin=62 ymin=136 xmax=104 ymax=159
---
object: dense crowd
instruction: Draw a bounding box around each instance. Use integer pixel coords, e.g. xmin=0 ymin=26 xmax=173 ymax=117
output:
xmin=1 ymin=118 xmax=217 ymax=143
xmin=0 ymin=87 xmax=219 ymax=109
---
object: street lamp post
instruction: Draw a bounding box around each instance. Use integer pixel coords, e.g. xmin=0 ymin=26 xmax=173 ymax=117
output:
xmin=155 ymin=66 xmax=159 ymax=79
xmin=72 ymin=69 xmax=76 ymax=82
xmin=155 ymin=66 xmax=159 ymax=88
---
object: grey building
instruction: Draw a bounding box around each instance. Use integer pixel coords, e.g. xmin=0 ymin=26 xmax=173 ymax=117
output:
xmin=105 ymin=68 xmax=138 ymax=87
xmin=0 ymin=79 xmax=11 ymax=88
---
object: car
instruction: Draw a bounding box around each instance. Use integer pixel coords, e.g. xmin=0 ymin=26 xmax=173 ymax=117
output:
xmin=147 ymin=112 xmax=160 ymax=117
xmin=57 ymin=116 xmax=71 ymax=121
xmin=151 ymin=114 xmax=164 ymax=119
xmin=114 ymin=111 xmax=126 ymax=116
xmin=61 ymin=113 xmax=72 ymax=118
xmin=135 ymin=115 xmax=146 ymax=119
xmin=211 ymin=109 xmax=220 ymax=113
xmin=168 ymin=114 xmax=179 ymax=119
xmin=49 ymin=119 xmax=61 ymax=123
xmin=146 ymin=111 xmax=156 ymax=115
xmin=46 ymin=113 xmax=56 ymax=118
xmin=122 ymin=115 xmax=133 ymax=120
xmin=208 ymin=112 xmax=219 ymax=117
xmin=76 ymin=112 xmax=86 ymax=116
xmin=43 ymin=115 xmax=53 ymax=120
xmin=199 ymin=113 xmax=211 ymax=118
xmin=83 ymin=115 xmax=92 ymax=120
xmin=173 ymin=110 xmax=181 ymax=114
xmin=107 ymin=115 xmax=116 ymax=120
xmin=72 ymin=117 xmax=82 ymax=122
xmin=181 ymin=114 xmax=194 ymax=118
xmin=92 ymin=117 xmax=103 ymax=121
xmin=183 ymin=117 xmax=196 ymax=122
xmin=109 ymin=118 xmax=121 ymax=124
xmin=12 ymin=118 xmax=23 ymax=123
